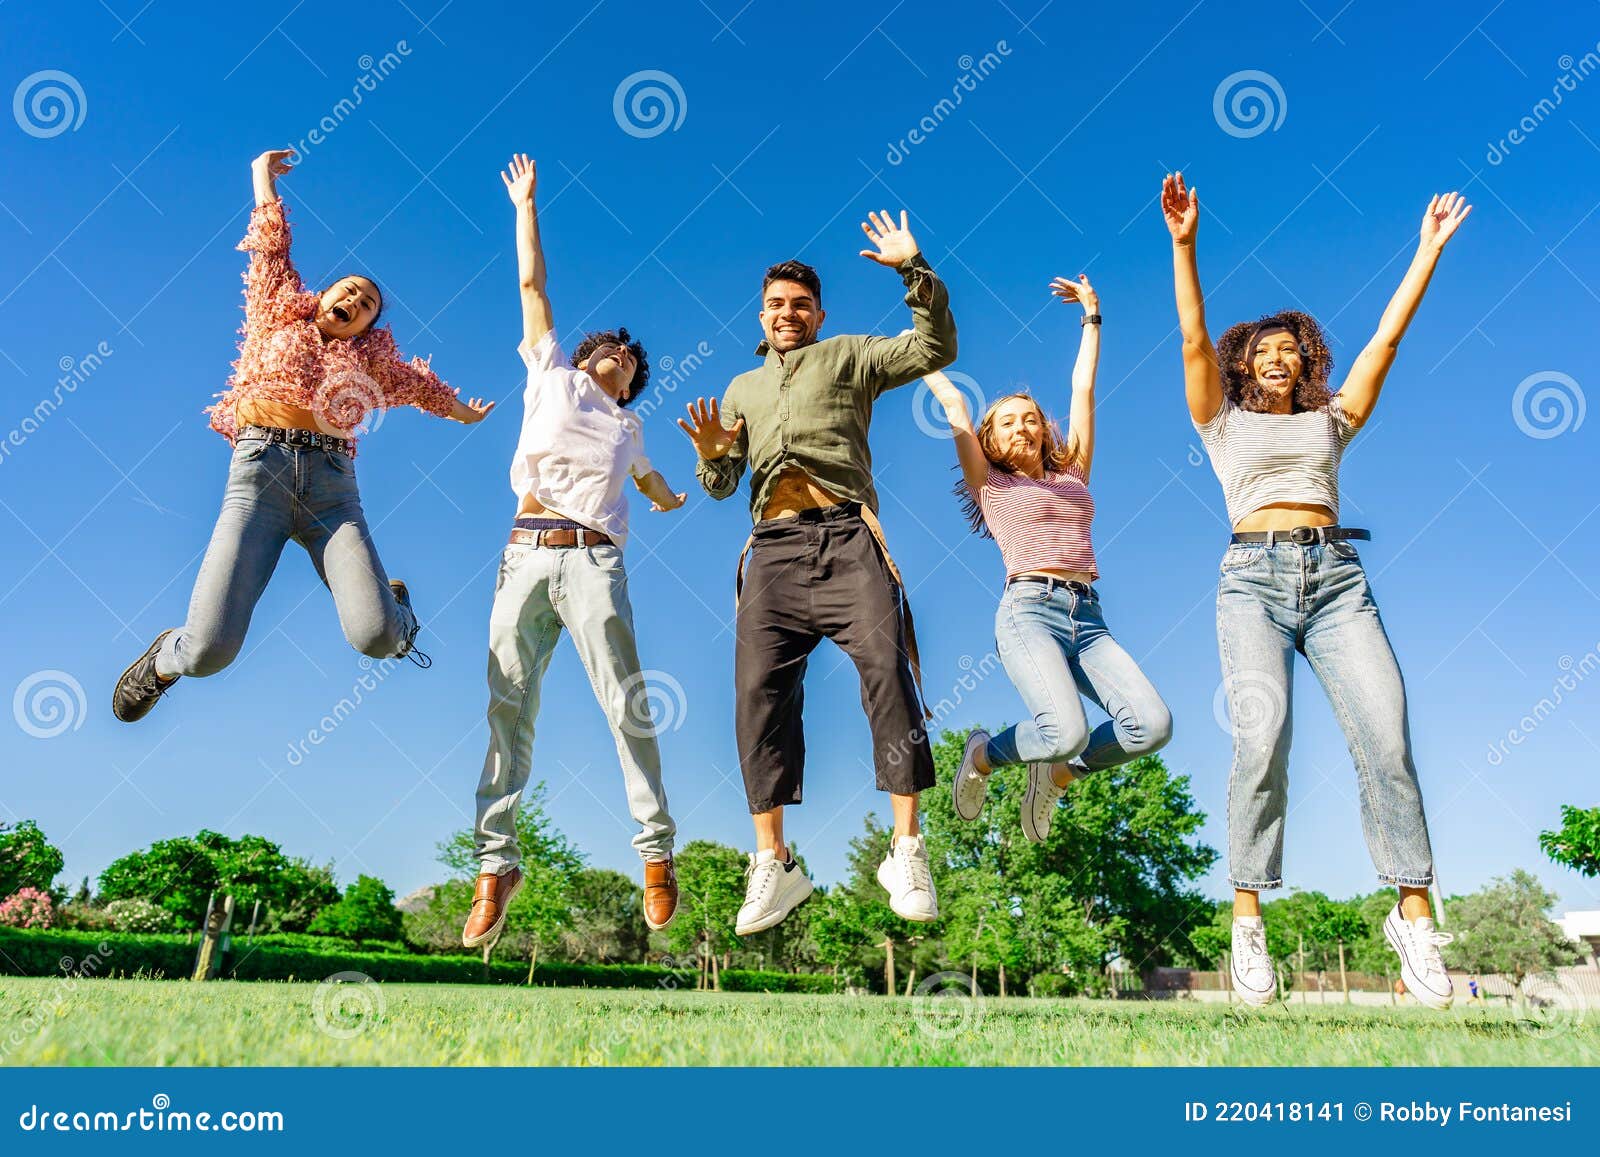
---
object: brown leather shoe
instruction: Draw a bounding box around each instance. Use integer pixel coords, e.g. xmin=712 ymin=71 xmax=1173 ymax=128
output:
xmin=642 ymin=857 xmax=678 ymax=931
xmin=461 ymin=867 xmax=523 ymax=948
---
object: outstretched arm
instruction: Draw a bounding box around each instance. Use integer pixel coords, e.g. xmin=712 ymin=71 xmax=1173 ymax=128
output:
xmin=240 ymin=149 xmax=304 ymax=326
xmin=1336 ymin=192 xmax=1472 ymax=428
xmin=1050 ymin=273 xmax=1100 ymax=479
xmin=1162 ymin=173 xmax=1222 ymax=425
xmin=679 ymin=396 xmax=748 ymax=500
xmin=502 ymin=154 xmax=555 ymax=349
xmin=858 ymin=210 xmax=958 ymax=390
xmin=923 ymin=370 xmax=989 ymax=493
xmin=633 ymin=470 xmax=688 ymax=512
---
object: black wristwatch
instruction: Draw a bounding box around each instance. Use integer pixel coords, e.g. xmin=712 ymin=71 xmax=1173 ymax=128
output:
xmin=1081 ymin=313 xmax=1102 ymax=327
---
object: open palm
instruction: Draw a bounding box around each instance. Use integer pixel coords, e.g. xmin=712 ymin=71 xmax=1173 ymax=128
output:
xmin=859 ymin=209 xmax=920 ymax=266
xmin=1420 ymin=191 xmax=1471 ymax=250
xmin=677 ymin=397 xmax=744 ymax=459
xmin=501 ymin=153 xmax=537 ymax=205
xmin=1161 ymin=173 xmax=1199 ymax=243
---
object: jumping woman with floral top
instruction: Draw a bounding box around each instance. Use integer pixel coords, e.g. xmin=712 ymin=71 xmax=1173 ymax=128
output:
xmin=935 ymin=274 xmax=1172 ymax=844
xmin=113 ymin=149 xmax=493 ymax=722
xmin=1161 ymin=171 xmax=1470 ymax=1008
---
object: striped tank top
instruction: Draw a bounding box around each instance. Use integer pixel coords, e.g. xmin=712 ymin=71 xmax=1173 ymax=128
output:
xmin=977 ymin=464 xmax=1098 ymax=580
xmin=1193 ymin=397 xmax=1359 ymax=526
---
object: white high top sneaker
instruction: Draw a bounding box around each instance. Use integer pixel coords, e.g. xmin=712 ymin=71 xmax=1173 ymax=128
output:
xmin=734 ymin=848 xmax=813 ymax=935
xmin=877 ymin=834 xmax=939 ymax=922
xmin=1230 ymin=915 xmax=1278 ymax=1007
xmin=1383 ymin=903 xmax=1455 ymax=1009
xmin=952 ymin=729 xmax=992 ymax=822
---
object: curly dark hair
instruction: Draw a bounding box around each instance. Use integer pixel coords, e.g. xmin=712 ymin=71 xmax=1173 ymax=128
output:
xmin=572 ymin=326 xmax=650 ymax=406
xmin=762 ymin=260 xmax=822 ymax=305
xmin=1216 ymin=310 xmax=1333 ymax=413
xmin=954 ymin=392 xmax=1077 ymax=538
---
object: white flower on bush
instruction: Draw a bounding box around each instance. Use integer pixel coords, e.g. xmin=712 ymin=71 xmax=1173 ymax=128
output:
xmin=104 ymin=897 xmax=176 ymax=933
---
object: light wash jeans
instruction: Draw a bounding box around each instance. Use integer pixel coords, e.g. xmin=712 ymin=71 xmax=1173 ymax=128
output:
xmin=985 ymin=580 xmax=1173 ymax=772
xmin=1216 ymin=540 xmax=1434 ymax=890
xmin=156 ymin=437 xmax=416 ymax=679
xmin=473 ymin=540 xmax=675 ymax=868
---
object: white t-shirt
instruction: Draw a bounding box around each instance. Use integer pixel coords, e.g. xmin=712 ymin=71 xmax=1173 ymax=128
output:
xmin=1193 ymin=396 xmax=1358 ymax=526
xmin=509 ymin=332 xmax=652 ymax=545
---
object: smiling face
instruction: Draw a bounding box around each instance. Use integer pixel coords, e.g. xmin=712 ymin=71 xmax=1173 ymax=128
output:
xmin=1246 ymin=326 xmax=1302 ymax=406
xmin=759 ymin=279 xmax=825 ymax=353
xmin=984 ymin=395 xmax=1048 ymax=476
xmin=579 ymin=342 xmax=639 ymax=402
xmin=314 ymin=276 xmax=381 ymax=340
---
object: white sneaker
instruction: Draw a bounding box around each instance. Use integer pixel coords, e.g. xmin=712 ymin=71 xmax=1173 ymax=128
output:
xmin=952 ymin=729 xmax=992 ymax=822
xmin=734 ymin=848 xmax=813 ymax=935
xmin=1020 ymin=761 xmax=1074 ymax=843
xmin=877 ymin=834 xmax=939 ymax=922
xmin=1383 ymin=903 xmax=1454 ymax=1009
xmin=1231 ymin=916 xmax=1277 ymax=1006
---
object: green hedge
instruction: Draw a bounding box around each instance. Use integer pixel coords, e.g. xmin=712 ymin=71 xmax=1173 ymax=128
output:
xmin=0 ymin=928 xmax=841 ymax=993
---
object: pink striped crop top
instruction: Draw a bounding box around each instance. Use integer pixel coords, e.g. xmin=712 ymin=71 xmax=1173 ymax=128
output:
xmin=977 ymin=465 xmax=1098 ymax=580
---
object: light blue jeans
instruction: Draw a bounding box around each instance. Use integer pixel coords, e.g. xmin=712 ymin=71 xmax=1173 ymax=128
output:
xmin=1216 ymin=540 xmax=1434 ymax=890
xmin=473 ymin=540 xmax=675 ymax=868
xmin=156 ymin=437 xmax=417 ymax=679
xmin=985 ymin=580 xmax=1173 ymax=772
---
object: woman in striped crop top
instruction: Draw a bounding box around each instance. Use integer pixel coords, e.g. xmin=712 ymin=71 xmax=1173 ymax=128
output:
xmin=931 ymin=274 xmax=1173 ymax=845
xmin=113 ymin=148 xmax=496 ymax=725
xmin=1163 ymin=171 xmax=1472 ymax=1009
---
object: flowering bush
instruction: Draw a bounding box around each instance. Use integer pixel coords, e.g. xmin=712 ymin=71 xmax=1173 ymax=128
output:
xmin=104 ymin=897 xmax=177 ymax=934
xmin=0 ymin=888 xmax=55 ymax=929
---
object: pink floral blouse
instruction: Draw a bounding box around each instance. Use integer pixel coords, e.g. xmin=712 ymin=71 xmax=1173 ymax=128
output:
xmin=205 ymin=200 xmax=458 ymax=453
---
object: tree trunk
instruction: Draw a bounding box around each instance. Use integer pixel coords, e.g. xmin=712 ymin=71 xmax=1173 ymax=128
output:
xmin=998 ymin=961 xmax=1006 ymax=998
xmin=1297 ymin=932 xmax=1306 ymax=1003
xmin=882 ymin=938 xmax=896 ymax=996
xmin=710 ymin=947 xmax=721 ymax=992
xmin=525 ymin=939 xmax=539 ymax=985
xmin=1222 ymin=952 xmax=1232 ymax=1003
xmin=1338 ymin=940 xmax=1349 ymax=1004
xmin=904 ymin=963 xmax=917 ymax=997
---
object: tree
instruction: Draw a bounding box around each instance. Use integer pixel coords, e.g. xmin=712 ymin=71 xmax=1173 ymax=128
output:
xmin=661 ymin=840 xmax=748 ymax=963
xmin=1541 ymin=804 xmax=1600 ymax=878
xmin=0 ymin=820 xmax=64 ymax=898
xmin=1446 ymin=869 xmax=1582 ymax=986
xmin=437 ymin=783 xmax=584 ymax=971
xmin=98 ymin=835 xmax=220 ymax=925
xmin=563 ymin=868 xmax=647 ymax=963
xmin=307 ymin=875 xmax=403 ymax=943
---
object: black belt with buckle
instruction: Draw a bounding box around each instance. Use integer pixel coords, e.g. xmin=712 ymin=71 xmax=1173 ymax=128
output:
xmin=239 ymin=425 xmax=353 ymax=456
xmin=1007 ymin=575 xmax=1097 ymax=599
xmin=1230 ymin=526 xmax=1371 ymax=546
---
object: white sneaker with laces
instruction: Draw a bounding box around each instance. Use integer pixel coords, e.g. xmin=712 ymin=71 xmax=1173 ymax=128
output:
xmin=952 ymin=729 xmax=992 ymax=822
xmin=877 ymin=834 xmax=939 ymax=922
xmin=1231 ymin=916 xmax=1278 ymax=1006
xmin=1020 ymin=761 xmax=1074 ymax=843
xmin=734 ymin=848 xmax=813 ymax=935
xmin=1383 ymin=903 xmax=1455 ymax=1009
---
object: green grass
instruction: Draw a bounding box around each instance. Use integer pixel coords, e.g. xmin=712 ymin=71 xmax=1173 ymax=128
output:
xmin=1 ymin=978 xmax=1594 ymax=1066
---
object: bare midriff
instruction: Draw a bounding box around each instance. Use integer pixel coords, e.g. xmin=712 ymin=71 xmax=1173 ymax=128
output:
xmin=237 ymin=398 xmax=328 ymax=435
xmin=761 ymin=466 xmax=845 ymax=521
xmin=516 ymin=493 xmax=556 ymax=518
xmin=1232 ymin=501 xmax=1338 ymax=534
xmin=1012 ymin=568 xmax=1097 ymax=585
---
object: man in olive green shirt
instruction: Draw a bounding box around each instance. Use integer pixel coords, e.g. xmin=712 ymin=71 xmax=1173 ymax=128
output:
xmin=679 ymin=210 xmax=956 ymax=935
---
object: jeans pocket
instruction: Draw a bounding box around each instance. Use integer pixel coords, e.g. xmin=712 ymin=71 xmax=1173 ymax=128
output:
xmin=233 ymin=439 xmax=269 ymax=463
xmin=1327 ymin=540 xmax=1361 ymax=564
xmin=324 ymin=449 xmax=355 ymax=476
xmin=1006 ymin=581 xmax=1050 ymax=605
xmin=1220 ymin=545 xmax=1264 ymax=574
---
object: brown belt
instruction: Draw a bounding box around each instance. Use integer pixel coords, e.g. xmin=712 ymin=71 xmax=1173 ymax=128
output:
xmin=508 ymin=527 xmax=613 ymax=549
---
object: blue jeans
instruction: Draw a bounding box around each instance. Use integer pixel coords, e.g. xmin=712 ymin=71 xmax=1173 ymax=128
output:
xmin=985 ymin=581 xmax=1172 ymax=772
xmin=473 ymin=540 xmax=675 ymax=867
xmin=156 ymin=437 xmax=416 ymax=679
xmin=1216 ymin=540 xmax=1434 ymax=890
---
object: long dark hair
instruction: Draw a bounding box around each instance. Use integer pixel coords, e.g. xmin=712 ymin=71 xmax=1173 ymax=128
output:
xmin=1216 ymin=310 xmax=1333 ymax=413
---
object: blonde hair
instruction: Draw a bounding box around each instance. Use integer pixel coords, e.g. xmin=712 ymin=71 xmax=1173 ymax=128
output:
xmin=956 ymin=392 xmax=1076 ymax=537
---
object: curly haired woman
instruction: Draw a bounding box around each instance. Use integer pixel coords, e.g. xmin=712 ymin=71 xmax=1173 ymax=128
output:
xmin=1162 ymin=171 xmax=1470 ymax=1008
xmin=113 ymin=149 xmax=493 ymax=723
xmin=934 ymin=274 xmax=1171 ymax=844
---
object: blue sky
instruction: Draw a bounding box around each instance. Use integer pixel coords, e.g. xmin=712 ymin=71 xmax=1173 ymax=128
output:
xmin=1 ymin=1 xmax=1596 ymax=921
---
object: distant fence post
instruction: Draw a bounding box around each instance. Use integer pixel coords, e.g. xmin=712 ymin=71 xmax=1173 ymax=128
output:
xmin=191 ymin=893 xmax=235 ymax=981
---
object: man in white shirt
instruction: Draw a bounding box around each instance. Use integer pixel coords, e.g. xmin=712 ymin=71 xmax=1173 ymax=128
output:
xmin=463 ymin=154 xmax=686 ymax=949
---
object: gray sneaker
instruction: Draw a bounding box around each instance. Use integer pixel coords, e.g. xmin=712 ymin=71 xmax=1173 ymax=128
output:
xmin=952 ymin=729 xmax=992 ymax=822
xmin=112 ymin=630 xmax=177 ymax=723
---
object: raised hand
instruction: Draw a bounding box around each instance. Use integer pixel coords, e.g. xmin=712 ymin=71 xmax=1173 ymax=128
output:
xmin=1050 ymin=273 xmax=1099 ymax=314
xmin=449 ymin=396 xmax=497 ymax=424
xmin=859 ymin=209 xmax=920 ymax=267
xmin=1419 ymin=191 xmax=1471 ymax=251
xmin=677 ymin=397 xmax=745 ymax=460
xmin=1161 ymin=173 xmax=1199 ymax=244
xmin=253 ymin=148 xmax=295 ymax=178
xmin=501 ymin=153 xmax=537 ymax=205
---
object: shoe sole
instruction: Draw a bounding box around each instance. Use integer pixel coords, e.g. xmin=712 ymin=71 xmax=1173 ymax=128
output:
xmin=462 ymin=871 xmax=525 ymax=949
xmin=952 ymin=733 xmax=988 ymax=823
xmin=734 ymin=874 xmax=813 ymax=936
xmin=112 ymin=630 xmax=175 ymax=723
xmin=643 ymin=898 xmax=678 ymax=933
xmin=1382 ymin=911 xmax=1453 ymax=1010
xmin=876 ymin=860 xmax=939 ymax=923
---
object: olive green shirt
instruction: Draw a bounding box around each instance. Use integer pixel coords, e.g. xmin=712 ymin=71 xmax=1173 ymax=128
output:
xmin=696 ymin=253 xmax=957 ymax=520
